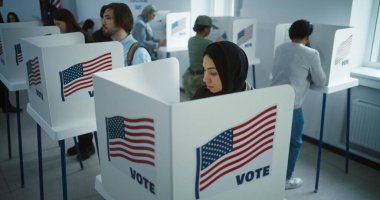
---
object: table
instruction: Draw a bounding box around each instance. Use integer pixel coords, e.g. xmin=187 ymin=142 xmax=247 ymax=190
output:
xmin=310 ymin=78 xmax=359 ymax=192
xmin=27 ymin=104 xmax=97 ymax=200
xmin=0 ymin=72 xmax=26 ymax=187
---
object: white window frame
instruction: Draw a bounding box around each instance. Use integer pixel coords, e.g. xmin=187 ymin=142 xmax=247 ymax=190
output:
xmin=210 ymin=0 xmax=235 ymax=16
xmin=366 ymin=0 xmax=380 ymax=68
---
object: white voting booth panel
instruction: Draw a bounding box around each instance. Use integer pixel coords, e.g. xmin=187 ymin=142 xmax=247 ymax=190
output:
xmin=0 ymin=21 xmax=41 ymax=67
xmin=0 ymin=26 xmax=59 ymax=90
xmin=21 ymin=32 xmax=124 ymax=133
xmin=208 ymin=17 xmax=257 ymax=65
xmin=166 ymin=12 xmax=191 ymax=51
xmin=274 ymin=23 xmax=354 ymax=86
xmin=93 ymin=57 xmax=294 ymax=200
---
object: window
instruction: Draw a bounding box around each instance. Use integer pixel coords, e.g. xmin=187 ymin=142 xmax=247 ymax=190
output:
xmin=369 ymin=2 xmax=380 ymax=65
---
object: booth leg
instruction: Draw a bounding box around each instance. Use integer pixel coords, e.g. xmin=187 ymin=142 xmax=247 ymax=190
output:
xmin=252 ymin=64 xmax=256 ymax=89
xmin=345 ymin=88 xmax=351 ymax=174
xmin=315 ymin=93 xmax=327 ymax=193
xmin=73 ymin=137 xmax=84 ymax=170
xmin=166 ymin=52 xmax=171 ymax=58
xmin=16 ymin=91 xmax=24 ymax=187
xmin=5 ymin=88 xmax=11 ymax=160
xmin=59 ymin=140 xmax=68 ymax=200
xmin=93 ymin=131 xmax=100 ymax=160
xmin=37 ymin=124 xmax=44 ymax=200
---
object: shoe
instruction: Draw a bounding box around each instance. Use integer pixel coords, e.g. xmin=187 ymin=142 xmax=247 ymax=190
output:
xmin=67 ymin=145 xmax=77 ymax=156
xmin=285 ymin=177 xmax=303 ymax=190
xmin=76 ymin=144 xmax=95 ymax=161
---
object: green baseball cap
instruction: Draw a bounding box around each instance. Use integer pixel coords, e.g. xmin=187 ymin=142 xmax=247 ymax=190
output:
xmin=194 ymin=15 xmax=215 ymax=28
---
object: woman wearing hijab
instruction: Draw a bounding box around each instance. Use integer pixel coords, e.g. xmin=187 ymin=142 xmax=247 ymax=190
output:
xmin=132 ymin=4 xmax=165 ymax=60
xmin=192 ymin=41 xmax=253 ymax=100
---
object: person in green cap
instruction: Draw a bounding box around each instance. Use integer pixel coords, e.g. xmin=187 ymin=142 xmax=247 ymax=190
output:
xmin=183 ymin=15 xmax=214 ymax=99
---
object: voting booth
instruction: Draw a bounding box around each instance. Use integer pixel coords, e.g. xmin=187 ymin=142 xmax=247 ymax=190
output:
xmin=207 ymin=17 xmax=257 ymax=66
xmin=0 ymin=21 xmax=57 ymax=90
xmin=21 ymin=32 xmax=124 ymax=139
xmin=93 ymin=57 xmax=294 ymax=200
xmin=274 ymin=23 xmax=355 ymax=86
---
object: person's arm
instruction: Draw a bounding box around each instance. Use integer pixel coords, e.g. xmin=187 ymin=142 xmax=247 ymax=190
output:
xmin=133 ymin=22 xmax=158 ymax=50
xmin=310 ymin=51 xmax=326 ymax=86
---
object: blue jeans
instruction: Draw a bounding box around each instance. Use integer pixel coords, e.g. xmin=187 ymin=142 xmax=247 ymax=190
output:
xmin=286 ymin=108 xmax=304 ymax=180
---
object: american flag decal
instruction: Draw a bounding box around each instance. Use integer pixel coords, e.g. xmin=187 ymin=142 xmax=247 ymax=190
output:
xmin=14 ymin=43 xmax=23 ymax=66
xmin=237 ymin=24 xmax=253 ymax=46
xmin=51 ymin=0 xmax=61 ymax=9
xmin=106 ymin=116 xmax=155 ymax=167
xmin=27 ymin=57 xmax=41 ymax=86
xmin=216 ymin=32 xmax=228 ymax=42
xmin=59 ymin=52 xmax=112 ymax=101
xmin=335 ymin=35 xmax=352 ymax=66
xmin=171 ymin=17 xmax=186 ymax=35
xmin=195 ymin=105 xmax=277 ymax=199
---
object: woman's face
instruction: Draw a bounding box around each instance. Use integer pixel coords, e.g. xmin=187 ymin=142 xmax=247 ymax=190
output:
xmin=53 ymin=19 xmax=67 ymax=33
xmin=203 ymin=54 xmax=222 ymax=93
xmin=147 ymin=11 xmax=156 ymax=22
xmin=8 ymin=14 xmax=17 ymax=23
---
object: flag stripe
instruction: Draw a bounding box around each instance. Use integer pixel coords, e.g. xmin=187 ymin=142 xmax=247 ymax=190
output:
xmin=109 ymin=147 xmax=155 ymax=159
xmin=234 ymin=106 xmax=276 ymax=131
xmin=125 ymin=131 xmax=155 ymax=138
xmin=234 ymin=119 xmax=276 ymax=145
xmin=109 ymin=141 xmax=155 ymax=152
xmin=125 ymin=117 xmax=154 ymax=123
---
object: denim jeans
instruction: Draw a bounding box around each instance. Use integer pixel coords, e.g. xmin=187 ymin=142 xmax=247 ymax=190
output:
xmin=286 ymin=108 xmax=304 ymax=180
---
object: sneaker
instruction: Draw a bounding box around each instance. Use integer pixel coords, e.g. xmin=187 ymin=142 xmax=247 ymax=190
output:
xmin=285 ymin=177 xmax=303 ymax=190
xmin=76 ymin=144 xmax=95 ymax=161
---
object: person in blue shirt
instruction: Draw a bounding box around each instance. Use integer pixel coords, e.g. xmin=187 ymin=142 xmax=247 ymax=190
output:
xmin=132 ymin=5 xmax=165 ymax=60
xmin=102 ymin=3 xmax=151 ymax=66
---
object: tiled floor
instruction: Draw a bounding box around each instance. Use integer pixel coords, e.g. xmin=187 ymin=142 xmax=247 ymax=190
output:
xmin=0 ymin=91 xmax=379 ymax=200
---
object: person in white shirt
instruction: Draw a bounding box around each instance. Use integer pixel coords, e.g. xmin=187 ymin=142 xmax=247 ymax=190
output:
xmin=271 ymin=19 xmax=326 ymax=190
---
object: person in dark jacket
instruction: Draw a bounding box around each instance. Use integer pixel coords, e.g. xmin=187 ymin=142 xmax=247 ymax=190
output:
xmin=192 ymin=41 xmax=253 ymax=100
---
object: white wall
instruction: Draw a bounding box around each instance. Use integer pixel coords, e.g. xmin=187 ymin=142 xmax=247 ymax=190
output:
xmin=0 ymin=0 xmax=41 ymax=22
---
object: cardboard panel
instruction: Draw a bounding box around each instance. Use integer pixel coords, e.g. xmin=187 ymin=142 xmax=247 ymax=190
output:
xmin=166 ymin=12 xmax=191 ymax=51
xmin=93 ymin=58 xmax=180 ymax=200
xmin=232 ymin=18 xmax=257 ymax=65
xmin=0 ymin=26 xmax=59 ymax=88
xmin=274 ymin=23 xmax=354 ymax=86
xmin=171 ymin=86 xmax=293 ymax=200
xmin=22 ymin=33 xmax=123 ymax=129
xmin=93 ymin=57 xmax=294 ymax=200
xmin=0 ymin=21 xmax=40 ymax=68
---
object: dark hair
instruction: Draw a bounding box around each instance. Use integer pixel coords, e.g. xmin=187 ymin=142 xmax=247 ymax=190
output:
xmin=193 ymin=24 xmax=210 ymax=32
xmin=103 ymin=3 xmax=134 ymax=34
xmin=100 ymin=5 xmax=107 ymax=18
xmin=7 ymin=12 xmax=20 ymax=22
xmin=53 ymin=8 xmax=81 ymax=33
xmin=82 ymin=19 xmax=94 ymax=31
xmin=288 ymin=19 xmax=313 ymax=40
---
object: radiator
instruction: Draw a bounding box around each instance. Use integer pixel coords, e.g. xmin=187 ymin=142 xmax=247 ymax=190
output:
xmin=350 ymin=99 xmax=380 ymax=153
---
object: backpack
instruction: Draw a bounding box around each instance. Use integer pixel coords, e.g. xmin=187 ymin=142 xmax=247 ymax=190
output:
xmin=127 ymin=42 xmax=140 ymax=66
